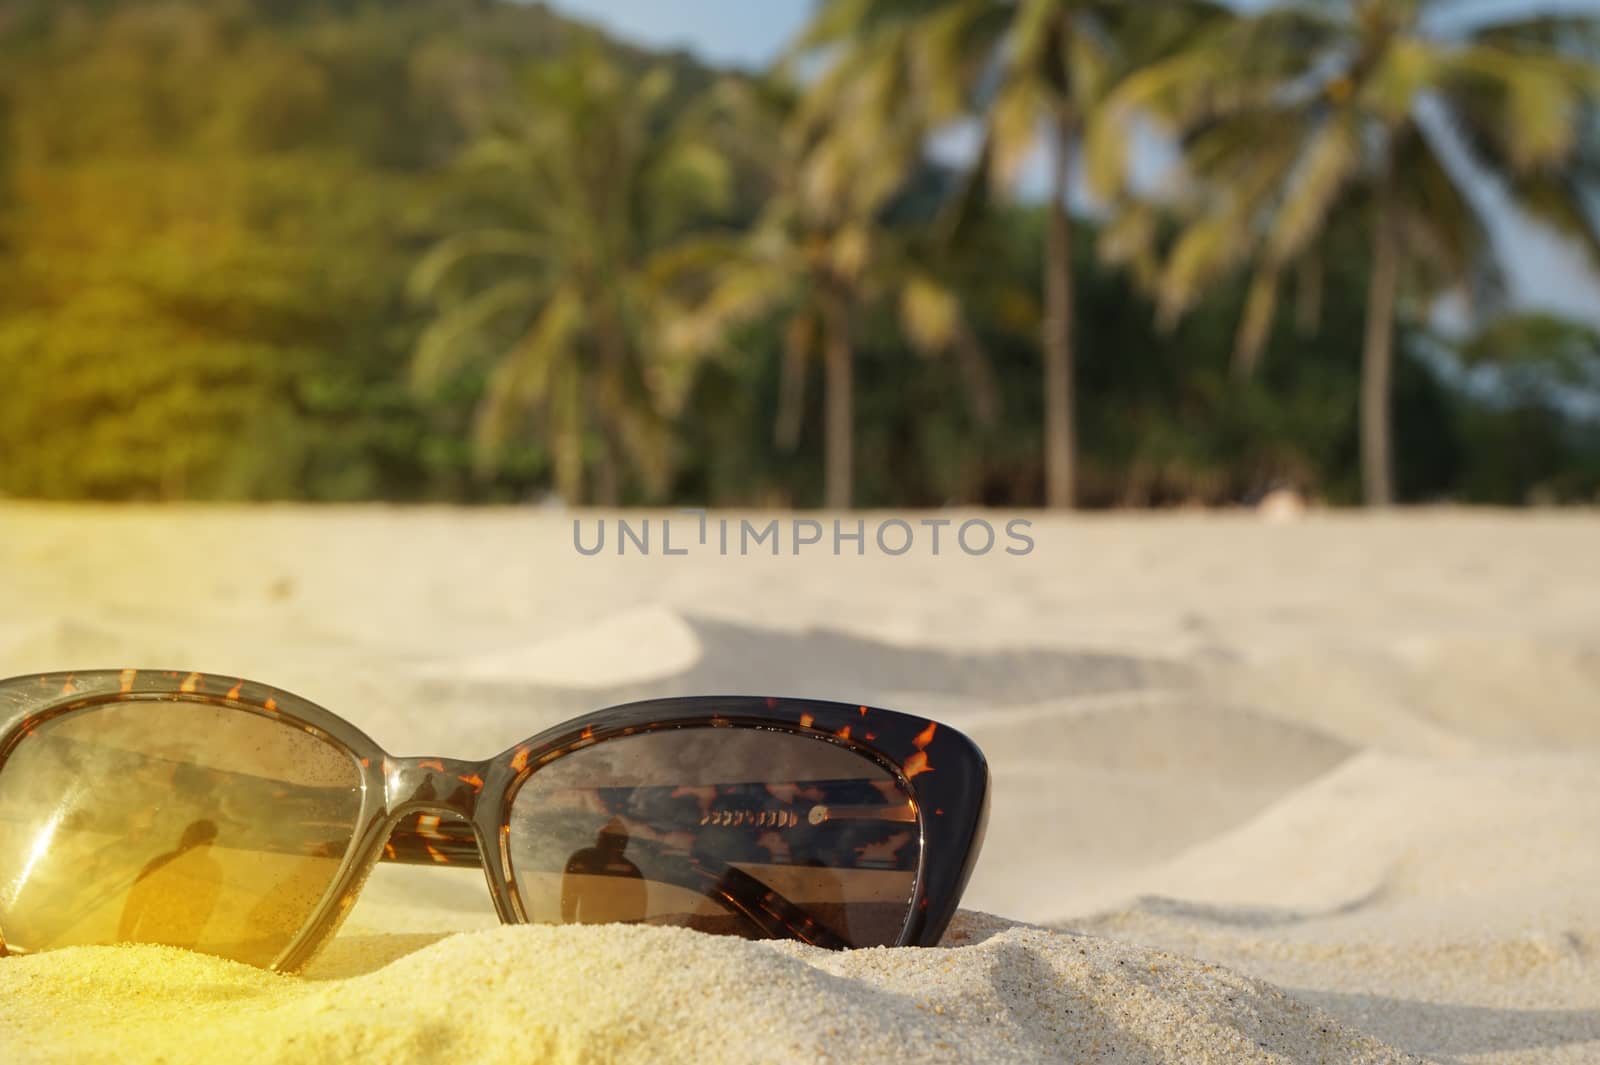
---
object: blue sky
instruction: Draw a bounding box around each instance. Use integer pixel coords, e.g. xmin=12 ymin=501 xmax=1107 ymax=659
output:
xmin=543 ymin=0 xmax=1600 ymax=326
xmin=542 ymin=0 xmax=811 ymax=68
xmin=544 ymin=0 xmax=1600 ymax=69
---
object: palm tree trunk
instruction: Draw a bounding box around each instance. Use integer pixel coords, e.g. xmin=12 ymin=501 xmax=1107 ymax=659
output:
xmin=590 ymin=398 xmax=623 ymax=507
xmin=1296 ymin=253 xmax=1324 ymax=336
xmin=952 ymin=321 xmax=1000 ymax=430
xmin=1043 ymin=112 xmax=1078 ymax=509
xmin=1361 ymin=182 xmax=1401 ymax=507
xmin=822 ymin=286 xmax=854 ymax=509
xmin=598 ymin=434 xmax=620 ymax=505
xmin=592 ymin=306 xmax=633 ymax=507
xmin=774 ymin=315 xmax=810 ymax=453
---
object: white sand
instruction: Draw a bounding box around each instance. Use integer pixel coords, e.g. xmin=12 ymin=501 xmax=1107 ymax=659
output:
xmin=2 ymin=505 xmax=1597 ymax=1063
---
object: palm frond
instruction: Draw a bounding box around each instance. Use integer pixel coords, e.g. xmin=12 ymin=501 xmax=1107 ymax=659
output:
xmin=1233 ymin=265 xmax=1282 ymax=376
xmin=1099 ymin=46 xmax=1227 ymax=135
xmin=1463 ymin=11 xmax=1600 ymax=59
xmin=914 ymin=0 xmax=1003 ymax=121
xmin=1392 ymin=126 xmax=1486 ymax=299
xmin=1065 ymin=11 xmax=1117 ymax=107
xmin=792 ymin=0 xmax=878 ymax=51
xmin=407 ymin=230 xmax=541 ymax=304
xmin=1359 ymin=35 xmax=1438 ymax=125
xmin=1105 ymin=1 xmax=1233 ymax=69
xmin=1096 ymin=199 xmax=1160 ymax=280
xmin=411 ymin=278 xmax=542 ymax=394
xmin=1438 ymin=45 xmax=1597 ymax=175
xmin=935 ymin=122 xmax=995 ymax=246
xmin=1010 ymin=0 xmax=1063 ymax=81
xmin=1262 ymin=107 xmax=1364 ymax=268
xmin=988 ymin=74 xmax=1047 ymax=188
xmin=899 ymin=273 xmax=962 ymax=355
xmin=634 ymin=137 xmax=734 ymax=245
xmin=470 ymin=284 xmax=586 ymax=474
xmin=1108 ymin=6 xmax=1337 ymax=136
xmin=1156 ymin=211 xmax=1253 ymax=327
xmin=1434 ymin=49 xmax=1600 ymax=269
xmin=644 ymin=233 xmax=750 ymax=290
xmin=1507 ymin=169 xmax=1600 ymax=269
xmin=675 ymin=257 xmax=801 ymax=357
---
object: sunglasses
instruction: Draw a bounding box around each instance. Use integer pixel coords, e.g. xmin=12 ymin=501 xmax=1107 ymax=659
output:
xmin=0 ymin=670 xmax=988 ymax=971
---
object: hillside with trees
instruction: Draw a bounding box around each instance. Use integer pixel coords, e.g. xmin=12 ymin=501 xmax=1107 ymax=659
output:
xmin=3 ymin=0 xmax=1597 ymax=506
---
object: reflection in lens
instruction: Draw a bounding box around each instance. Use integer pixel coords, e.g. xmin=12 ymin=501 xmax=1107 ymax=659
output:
xmin=506 ymin=727 xmax=920 ymax=948
xmin=0 ymin=699 xmax=362 ymax=967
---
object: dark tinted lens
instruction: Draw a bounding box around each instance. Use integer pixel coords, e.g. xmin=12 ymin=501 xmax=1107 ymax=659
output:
xmin=0 ymin=698 xmax=362 ymax=967
xmin=505 ymin=727 xmax=920 ymax=948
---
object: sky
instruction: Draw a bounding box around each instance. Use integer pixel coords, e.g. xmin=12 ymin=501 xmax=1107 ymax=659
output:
xmin=541 ymin=0 xmax=811 ymax=69
xmin=542 ymin=0 xmax=1600 ymax=327
xmin=544 ymin=0 xmax=1600 ymax=69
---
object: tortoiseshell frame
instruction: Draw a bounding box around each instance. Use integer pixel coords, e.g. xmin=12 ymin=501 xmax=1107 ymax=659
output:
xmin=0 ymin=670 xmax=989 ymax=972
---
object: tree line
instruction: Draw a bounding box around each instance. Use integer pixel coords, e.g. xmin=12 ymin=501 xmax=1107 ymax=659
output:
xmin=3 ymin=0 xmax=1599 ymax=507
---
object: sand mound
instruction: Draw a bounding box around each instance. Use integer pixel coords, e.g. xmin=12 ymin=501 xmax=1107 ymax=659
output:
xmin=1399 ymin=639 xmax=1600 ymax=748
xmin=1116 ymin=751 xmax=1600 ymax=932
xmin=1199 ymin=653 xmax=1478 ymax=757
xmin=958 ymin=698 xmax=1355 ymax=919
xmin=0 ymin=616 xmax=189 ymax=676
xmin=0 ymin=918 xmax=1414 ymax=1065
xmin=962 ymin=696 xmax=1354 ymax=777
xmin=1200 ymin=638 xmax=1600 ymax=757
xmin=415 ymin=605 xmax=703 ymax=689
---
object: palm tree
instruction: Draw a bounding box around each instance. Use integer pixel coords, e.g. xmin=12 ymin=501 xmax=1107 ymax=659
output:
xmin=656 ymin=79 xmax=866 ymax=507
xmin=797 ymin=0 xmax=1224 ymax=507
xmin=665 ymin=78 xmax=999 ymax=508
xmin=1091 ymin=2 xmax=1600 ymax=505
xmin=409 ymin=45 xmax=730 ymax=504
xmin=666 ymin=200 xmax=868 ymax=507
xmin=670 ymin=210 xmax=1004 ymax=508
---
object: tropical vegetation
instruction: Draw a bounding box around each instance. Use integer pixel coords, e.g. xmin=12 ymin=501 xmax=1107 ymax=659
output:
xmin=1088 ymin=0 xmax=1600 ymax=504
xmin=2 ymin=0 xmax=1598 ymax=508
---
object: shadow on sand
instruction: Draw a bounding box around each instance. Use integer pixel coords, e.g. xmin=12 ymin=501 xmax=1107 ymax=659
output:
xmin=1292 ymin=989 xmax=1600 ymax=1062
xmin=418 ymin=612 xmax=1197 ymax=718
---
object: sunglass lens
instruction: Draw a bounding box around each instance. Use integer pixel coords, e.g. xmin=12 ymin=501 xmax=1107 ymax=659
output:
xmin=0 ymin=698 xmax=362 ymax=967
xmin=505 ymin=727 xmax=920 ymax=948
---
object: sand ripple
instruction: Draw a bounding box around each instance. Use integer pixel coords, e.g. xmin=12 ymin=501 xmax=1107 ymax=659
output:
xmin=0 ymin=918 xmax=1416 ymax=1065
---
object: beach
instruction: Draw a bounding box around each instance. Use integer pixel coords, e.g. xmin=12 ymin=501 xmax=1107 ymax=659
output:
xmin=1 ymin=505 xmax=1596 ymax=1063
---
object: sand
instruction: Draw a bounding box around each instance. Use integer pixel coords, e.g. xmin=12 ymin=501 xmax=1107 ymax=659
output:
xmin=1 ymin=504 xmax=1597 ymax=1063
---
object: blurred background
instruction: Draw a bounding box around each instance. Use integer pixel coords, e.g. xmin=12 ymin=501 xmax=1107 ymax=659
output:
xmin=2 ymin=0 xmax=1599 ymax=510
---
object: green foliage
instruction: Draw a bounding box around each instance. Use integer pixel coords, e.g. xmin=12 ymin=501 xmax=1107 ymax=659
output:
xmin=1078 ymin=0 xmax=1600 ymax=504
xmin=1426 ymin=314 xmax=1600 ymax=503
xmin=0 ymin=0 xmax=614 ymax=501
xmin=408 ymin=44 xmax=733 ymax=504
xmin=1 ymin=0 xmax=1598 ymax=506
xmin=1092 ymin=1 xmax=1600 ymax=371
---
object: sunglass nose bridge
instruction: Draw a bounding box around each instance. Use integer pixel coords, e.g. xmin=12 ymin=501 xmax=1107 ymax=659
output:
xmin=383 ymin=755 xmax=491 ymax=819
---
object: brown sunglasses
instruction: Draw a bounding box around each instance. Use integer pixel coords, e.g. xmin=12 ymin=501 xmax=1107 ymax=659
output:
xmin=0 ymin=671 xmax=988 ymax=971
